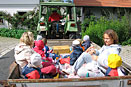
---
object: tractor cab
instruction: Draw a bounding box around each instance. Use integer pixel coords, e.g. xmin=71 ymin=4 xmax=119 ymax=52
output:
xmin=37 ymin=1 xmax=78 ymax=39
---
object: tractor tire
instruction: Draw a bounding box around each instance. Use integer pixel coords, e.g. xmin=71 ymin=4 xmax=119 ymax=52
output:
xmin=69 ymin=33 xmax=76 ymax=39
xmin=39 ymin=31 xmax=46 ymax=38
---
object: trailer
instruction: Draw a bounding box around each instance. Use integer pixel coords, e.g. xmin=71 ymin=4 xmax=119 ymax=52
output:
xmin=0 ymin=42 xmax=131 ymax=87
xmin=0 ymin=58 xmax=130 ymax=87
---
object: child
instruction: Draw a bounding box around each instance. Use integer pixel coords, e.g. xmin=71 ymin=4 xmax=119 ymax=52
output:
xmin=33 ymin=35 xmax=43 ymax=48
xmin=59 ymin=39 xmax=83 ymax=65
xmin=70 ymin=39 xmax=83 ymax=65
xmin=33 ymin=40 xmax=57 ymax=78
xmin=33 ymin=40 xmax=46 ymax=59
xmin=82 ymin=35 xmax=91 ymax=51
xmin=22 ymin=53 xmax=43 ymax=79
xmin=42 ymin=38 xmax=59 ymax=61
xmin=14 ymin=31 xmax=35 ymax=69
xmin=76 ymin=39 xmax=85 ymax=51
xmin=105 ymin=54 xmax=126 ymax=76
xmin=42 ymin=38 xmax=51 ymax=58
xmin=60 ymin=40 xmax=83 ymax=77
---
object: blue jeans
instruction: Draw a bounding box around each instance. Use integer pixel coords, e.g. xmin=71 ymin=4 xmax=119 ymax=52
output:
xmin=73 ymin=52 xmax=92 ymax=71
xmin=73 ymin=52 xmax=104 ymax=77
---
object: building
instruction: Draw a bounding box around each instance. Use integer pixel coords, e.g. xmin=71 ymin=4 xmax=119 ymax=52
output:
xmin=0 ymin=0 xmax=39 ymax=28
xmin=74 ymin=0 xmax=131 ymax=21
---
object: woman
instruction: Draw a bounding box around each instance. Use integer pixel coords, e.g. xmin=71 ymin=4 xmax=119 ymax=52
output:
xmin=73 ymin=29 xmax=121 ymax=77
xmin=14 ymin=31 xmax=35 ymax=69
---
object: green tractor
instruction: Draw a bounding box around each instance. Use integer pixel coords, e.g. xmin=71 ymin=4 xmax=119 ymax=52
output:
xmin=37 ymin=1 xmax=78 ymax=39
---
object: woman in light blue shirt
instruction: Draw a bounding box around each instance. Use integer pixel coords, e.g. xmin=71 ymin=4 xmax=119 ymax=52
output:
xmin=73 ymin=29 xmax=121 ymax=77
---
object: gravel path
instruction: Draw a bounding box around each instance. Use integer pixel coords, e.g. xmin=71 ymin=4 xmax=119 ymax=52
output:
xmin=0 ymin=37 xmax=19 ymax=58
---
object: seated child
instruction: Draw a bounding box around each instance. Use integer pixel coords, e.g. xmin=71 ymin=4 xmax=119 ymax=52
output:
xmin=34 ymin=40 xmax=53 ymax=62
xmin=70 ymin=39 xmax=83 ymax=65
xmin=22 ymin=53 xmax=43 ymax=79
xmin=42 ymin=38 xmax=59 ymax=62
xmin=60 ymin=40 xmax=84 ymax=77
xmin=33 ymin=35 xmax=43 ymax=48
xmin=33 ymin=40 xmax=46 ymax=59
xmin=105 ymin=54 xmax=126 ymax=76
xmin=59 ymin=39 xmax=83 ymax=66
xmin=82 ymin=35 xmax=91 ymax=51
xmin=76 ymin=39 xmax=85 ymax=51
xmin=42 ymin=38 xmax=53 ymax=58
xmin=33 ymin=40 xmax=57 ymax=78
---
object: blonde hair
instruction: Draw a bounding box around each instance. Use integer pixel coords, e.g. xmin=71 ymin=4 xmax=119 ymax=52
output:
xmin=20 ymin=31 xmax=34 ymax=46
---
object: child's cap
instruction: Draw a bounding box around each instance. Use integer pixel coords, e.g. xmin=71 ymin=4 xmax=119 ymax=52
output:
xmin=36 ymin=35 xmax=43 ymax=40
xmin=108 ymin=54 xmax=122 ymax=68
xmin=30 ymin=53 xmax=43 ymax=68
xmin=72 ymin=40 xmax=80 ymax=46
xmin=76 ymin=39 xmax=82 ymax=44
xmin=83 ymin=35 xmax=90 ymax=41
xmin=35 ymin=40 xmax=44 ymax=49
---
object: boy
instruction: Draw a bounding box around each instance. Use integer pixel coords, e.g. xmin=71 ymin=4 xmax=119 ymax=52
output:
xmin=70 ymin=40 xmax=83 ymax=65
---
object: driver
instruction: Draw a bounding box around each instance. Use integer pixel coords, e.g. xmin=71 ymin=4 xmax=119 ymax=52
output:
xmin=48 ymin=10 xmax=63 ymax=22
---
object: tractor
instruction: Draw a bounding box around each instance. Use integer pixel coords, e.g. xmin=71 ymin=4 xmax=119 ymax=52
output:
xmin=37 ymin=0 xmax=78 ymax=39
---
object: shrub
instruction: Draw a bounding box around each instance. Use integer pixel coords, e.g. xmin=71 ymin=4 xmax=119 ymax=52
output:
xmin=0 ymin=28 xmax=37 ymax=39
xmin=0 ymin=8 xmax=39 ymax=30
xmin=122 ymin=38 xmax=131 ymax=46
xmin=82 ymin=16 xmax=131 ymax=46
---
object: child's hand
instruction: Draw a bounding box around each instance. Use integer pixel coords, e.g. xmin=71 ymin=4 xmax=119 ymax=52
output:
xmin=82 ymin=63 xmax=87 ymax=67
xmin=88 ymin=48 xmax=96 ymax=55
xmin=92 ymin=55 xmax=98 ymax=61
xmin=65 ymin=63 xmax=71 ymax=69
xmin=86 ymin=45 xmax=94 ymax=52
xmin=74 ymin=70 xmax=77 ymax=75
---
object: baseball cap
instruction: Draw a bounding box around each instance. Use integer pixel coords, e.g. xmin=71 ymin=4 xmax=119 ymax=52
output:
xmin=36 ymin=35 xmax=43 ymax=40
xmin=72 ymin=40 xmax=80 ymax=46
xmin=83 ymin=35 xmax=90 ymax=41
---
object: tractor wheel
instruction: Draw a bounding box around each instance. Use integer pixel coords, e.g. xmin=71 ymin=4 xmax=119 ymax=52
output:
xmin=63 ymin=34 xmax=68 ymax=39
xmin=39 ymin=31 xmax=46 ymax=38
xmin=69 ymin=33 xmax=76 ymax=39
xmin=59 ymin=33 xmax=63 ymax=39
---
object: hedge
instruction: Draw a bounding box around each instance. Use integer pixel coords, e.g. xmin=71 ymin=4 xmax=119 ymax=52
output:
xmin=81 ymin=16 xmax=131 ymax=46
xmin=0 ymin=28 xmax=37 ymax=39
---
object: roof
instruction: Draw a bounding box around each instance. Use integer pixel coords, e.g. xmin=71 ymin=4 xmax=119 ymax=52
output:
xmin=74 ymin=0 xmax=131 ymax=7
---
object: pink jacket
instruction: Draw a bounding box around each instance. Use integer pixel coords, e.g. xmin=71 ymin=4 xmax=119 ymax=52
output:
xmin=33 ymin=40 xmax=45 ymax=58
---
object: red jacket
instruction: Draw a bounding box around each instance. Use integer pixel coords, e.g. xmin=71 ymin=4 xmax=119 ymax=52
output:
xmin=48 ymin=12 xmax=62 ymax=22
xmin=33 ymin=40 xmax=45 ymax=58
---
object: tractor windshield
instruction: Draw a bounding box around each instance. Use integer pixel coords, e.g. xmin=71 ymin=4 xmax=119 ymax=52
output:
xmin=59 ymin=6 xmax=76 ymax=22
xmin=37 ymin=1 xmax=78 ymax=39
